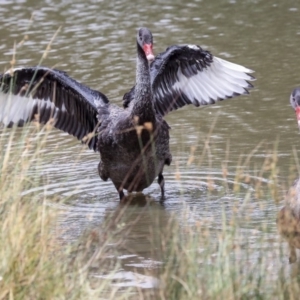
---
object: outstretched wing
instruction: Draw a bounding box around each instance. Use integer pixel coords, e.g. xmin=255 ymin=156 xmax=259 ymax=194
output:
xmin=150 ymin=45 xmax=254 ymax=116
xmin=0 ymin=67 xmax=109 ymax=150
xmin=122 ymin=45 xmax=254 ymax=114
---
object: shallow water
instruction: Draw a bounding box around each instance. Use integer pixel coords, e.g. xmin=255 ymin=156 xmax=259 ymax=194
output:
xmin=1 ymin=0 xmax=300 ymax=290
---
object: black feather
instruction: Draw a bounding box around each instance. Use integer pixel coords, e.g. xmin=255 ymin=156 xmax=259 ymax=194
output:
xmin=0 ymin=67 xmax=109 ymax=151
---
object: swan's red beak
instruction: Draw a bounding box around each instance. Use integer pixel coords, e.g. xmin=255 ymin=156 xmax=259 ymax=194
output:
xmin=296 ymin=106 xmax=300 ymax=128
xmin=143 ymin=44 xmax=154 ymax=62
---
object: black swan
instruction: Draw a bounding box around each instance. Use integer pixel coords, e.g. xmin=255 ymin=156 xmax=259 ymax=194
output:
xmin=277 ymin=87 xmax=300 ymax=263
xmin=0 ymin=27 xmax=254 ymax=200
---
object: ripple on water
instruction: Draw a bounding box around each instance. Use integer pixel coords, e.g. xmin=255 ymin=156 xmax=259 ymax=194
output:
xmin=93 ymin=271 xmax=160 ymax=289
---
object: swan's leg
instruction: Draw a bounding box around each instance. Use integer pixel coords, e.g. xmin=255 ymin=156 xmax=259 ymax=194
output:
xmin=119 ymin=190 xmax=125 ymax=201
xmin=112 ymin=182 xmax=125 ymax=201
xmin=289 ymin=244 xmax=297 ymax=263
xmin=158 ymin=172 xmax=165 ymax=198
xmin=116 ymin=185 xmax=125 ymax=201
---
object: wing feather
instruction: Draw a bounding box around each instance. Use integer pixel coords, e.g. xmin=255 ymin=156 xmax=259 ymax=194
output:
xmin=150 ymin=45 xmax=254 ymax=115
xmin=0 ymin=67 xmax=109 ymax=150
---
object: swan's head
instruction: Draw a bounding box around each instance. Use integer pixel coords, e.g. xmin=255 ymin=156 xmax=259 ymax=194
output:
xmin=137 ymin=27 xmax=154 ymax=62
xmin=290 ymin=87 xmax=300 ymax=128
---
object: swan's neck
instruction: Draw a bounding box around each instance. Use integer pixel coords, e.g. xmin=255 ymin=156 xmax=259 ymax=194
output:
xmin=131 ymin=44 xmax=155 ymax=124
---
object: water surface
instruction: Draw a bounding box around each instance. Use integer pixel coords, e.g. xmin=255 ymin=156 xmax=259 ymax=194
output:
xmin=1 ymin=0 xmax=300 ymax=290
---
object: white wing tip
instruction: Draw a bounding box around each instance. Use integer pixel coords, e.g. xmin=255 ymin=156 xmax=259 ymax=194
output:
xmin=214 ymin=56 xmax=255 ymax=75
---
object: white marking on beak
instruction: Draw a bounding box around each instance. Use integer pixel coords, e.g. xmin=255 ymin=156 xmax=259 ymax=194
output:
xmin=146 ymin=54 xmax=155 ymax=62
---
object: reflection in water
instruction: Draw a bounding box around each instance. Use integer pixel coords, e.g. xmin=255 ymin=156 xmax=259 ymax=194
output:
xmin=54 ymin=193 xmax=171 ymax=288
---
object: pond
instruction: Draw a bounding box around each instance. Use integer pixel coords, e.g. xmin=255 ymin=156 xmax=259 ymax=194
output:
xmin=1 ymin=0 xmax=300 ymax=292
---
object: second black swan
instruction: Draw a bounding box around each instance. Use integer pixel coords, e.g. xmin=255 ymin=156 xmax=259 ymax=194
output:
xmin=0 ymin=27 xmax=255 ymax=200
xmin=277 ymin=87 xmax=300 ymax=263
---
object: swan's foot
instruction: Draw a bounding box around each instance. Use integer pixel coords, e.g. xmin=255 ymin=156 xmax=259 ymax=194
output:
xmin=289 ymin=245 xmax=297 ymax=264
xmin=158 ymin=172 xmax=165 ymax=199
